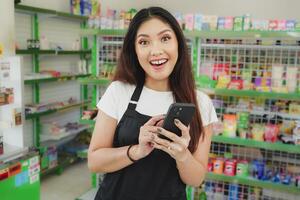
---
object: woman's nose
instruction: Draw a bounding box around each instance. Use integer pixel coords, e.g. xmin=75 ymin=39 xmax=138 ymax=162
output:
xmin=150 ymin=50 xmax=163 ymax=56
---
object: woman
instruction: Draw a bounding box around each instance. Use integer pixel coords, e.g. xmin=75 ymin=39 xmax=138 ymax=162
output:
xmin=88 ymin=7 xmax=218 ymax=200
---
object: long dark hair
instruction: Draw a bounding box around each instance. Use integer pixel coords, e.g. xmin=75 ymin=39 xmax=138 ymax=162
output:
xmin=113 ymin=7 xmax=203 ymax=153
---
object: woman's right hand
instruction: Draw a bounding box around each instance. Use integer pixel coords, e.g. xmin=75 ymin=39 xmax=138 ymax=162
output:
xmin=130 ymin=115 xmax=165 ymax=160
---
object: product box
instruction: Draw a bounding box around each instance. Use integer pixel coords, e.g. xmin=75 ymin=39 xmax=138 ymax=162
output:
xmin=217 ymin=17 xmax=226 ymax=30
xmin=233 ymin=16 xmax=243 ymax=31
xmin=202 ymin=15 xmax=218 ymax=30
xmin=252 ymin=19 xmax=269 ymax=31
xmin=243 ymin=15 xmax=251 ymax=30
xmin=224 ymin=16 xmax=234 ymax=30
xmin=184 ymin=14 xmax=194 ymax=31
xmin=194 ymin=13 xmax=202 ymax=31
xmin=286 ymin=20 xmax=296 ymax=31
xmin=269 ymin=20 xmax=279 ymax=31
xmin=277 ymin=20 xmax=286 ymax=31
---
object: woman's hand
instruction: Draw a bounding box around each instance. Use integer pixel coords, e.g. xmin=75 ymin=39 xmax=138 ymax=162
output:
xmin=153 ymin=119 xmax=191 ymax=162
xmin=132 ymin=115 xmax=165 ymax=160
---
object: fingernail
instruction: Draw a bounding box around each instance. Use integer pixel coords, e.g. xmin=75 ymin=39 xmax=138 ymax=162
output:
xmin=157 ymin=127 xmax=162 ymax=133
xmin=174 ymin=119 xmax=179 ymax=124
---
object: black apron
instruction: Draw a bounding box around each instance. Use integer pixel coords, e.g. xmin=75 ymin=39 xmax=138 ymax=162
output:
xmin=95 ymin=84 xmax=186 ymax=200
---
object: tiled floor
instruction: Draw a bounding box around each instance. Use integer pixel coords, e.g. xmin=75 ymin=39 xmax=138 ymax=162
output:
xmin=41 ymin=160 xmax=92 ymax=200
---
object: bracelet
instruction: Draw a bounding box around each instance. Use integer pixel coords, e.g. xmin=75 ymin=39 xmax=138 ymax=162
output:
xmin=127 ymin=145 xmax=137 ymax=163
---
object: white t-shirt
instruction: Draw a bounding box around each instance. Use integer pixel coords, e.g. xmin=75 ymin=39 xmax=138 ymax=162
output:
xmin=97 ymin=81 xmax=218 ymax=126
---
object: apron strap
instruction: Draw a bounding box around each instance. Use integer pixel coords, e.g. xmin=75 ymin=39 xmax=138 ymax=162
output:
xmin=127 ymin=84 xmax=143 ymax=110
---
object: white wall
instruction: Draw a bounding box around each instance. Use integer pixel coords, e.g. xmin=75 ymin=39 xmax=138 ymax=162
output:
xmin=0 ymin=0 xmax=15 ymax=56
xmin=101 ymin=0 xmax=300 ymax=20
xmin=15 ymin=0 xmax=300 ymax=20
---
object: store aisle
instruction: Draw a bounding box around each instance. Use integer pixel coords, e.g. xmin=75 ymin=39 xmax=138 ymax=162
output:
xmin=41 ymin=160 xmax=92 ymax=200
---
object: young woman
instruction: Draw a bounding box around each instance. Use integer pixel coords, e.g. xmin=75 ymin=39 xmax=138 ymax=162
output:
xmin=88 ymin=7 xmax=218 ymax=200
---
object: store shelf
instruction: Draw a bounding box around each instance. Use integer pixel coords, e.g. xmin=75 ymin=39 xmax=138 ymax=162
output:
xmin=80 ymin=29 xmax=300 ymax=39
xmin=78 ymin=77 xmax=111 ymax=85
xmin=206 ymin=173 xmax=300 ymax=194
xmin=76 ymin=188 xmax=98 ymax=200
xmin=15 ymin=4 xmax=88 ymax=21
xmin=226 ymin=107 xmax=300 ymax=120
xmin=79 ymin=119 xmax=96 ymax=126
xmin=16 ymin=49 xmax=91 ymax=55
xmin=25 ymin=101 xmax=90 ymax=120
xmin=212 ymin=135 xmax=300 ymax=154
xmin=40 ymin=126 xmax=89 ymax=148
xmin=184 ymin=30 xmax=300 ymax=39
xmin=198 ymin=88 xmax=300 ymax=101
xmin=24 ymin=74 xmax=91 ymax=84
xmin=0 ymin=143 xmax=28 ymax=164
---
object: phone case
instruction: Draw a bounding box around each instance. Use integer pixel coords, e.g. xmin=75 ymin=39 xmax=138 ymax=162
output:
xmin=162 ymin=103 xmax=196 ymax=138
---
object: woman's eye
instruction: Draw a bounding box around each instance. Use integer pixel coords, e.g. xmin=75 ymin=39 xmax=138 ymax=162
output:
xmin=139 ymin=40 xmax=149 ymax=46
xmin=161 ymin=35 xmax=171 ymax=42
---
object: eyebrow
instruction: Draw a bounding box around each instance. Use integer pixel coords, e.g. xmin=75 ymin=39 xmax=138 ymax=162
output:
xmin=136 ymin=29 xmax=173 ymax=38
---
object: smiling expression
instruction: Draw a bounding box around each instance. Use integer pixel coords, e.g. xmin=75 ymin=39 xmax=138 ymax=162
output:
xmin=135 ymin=17 xmax=178 ymax=86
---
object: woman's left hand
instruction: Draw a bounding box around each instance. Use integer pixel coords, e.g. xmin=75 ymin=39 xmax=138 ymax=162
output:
xmin=153 ymin=119 xmax=191 ymax=162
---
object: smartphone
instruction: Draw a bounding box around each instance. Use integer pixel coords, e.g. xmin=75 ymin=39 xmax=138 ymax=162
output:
xmin=160 ymin=103 xmax=196 ymax=140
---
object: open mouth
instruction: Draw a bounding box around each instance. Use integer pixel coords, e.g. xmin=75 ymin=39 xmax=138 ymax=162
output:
xmin=149 ymin=59 xmax=168 ymax=68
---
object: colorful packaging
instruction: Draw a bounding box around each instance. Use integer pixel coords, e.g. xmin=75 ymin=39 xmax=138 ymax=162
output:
xmin=251 ymin=124 xmax=264 ymax=141
xmin=236 ymin=161 xmax=249 ymax=177
xmin=286 ymin=20 xmax=296 ymax=31
xmin=269 ymin=20 xmax=279 ymax=31
xmin=184 ymin=14 xmax=194 ymax=31
xmin=264 ymin=124 xmax=279 ymax=142
xmin=223 ymin=114 xmax=237 ymax=137
xmin=224 ymin=16 xmax=234 ymax=30
xmin=203 ymin=15 xmax=218 ymax=30
xmin=277 ymin=20 xmax=286 ymax=31
xmin=243 ymin=15 xmax=251 ymax=30
xmin=194 ymin=14 xmax=203 ymax=31
xmin=217 ymin=17 xmax=226 ymax=30
xmin=228 ymin=184 xmax=239 ymax=200
xmin=233 ymin=16 xmax=243 ymax=31
xmin=251 ymin=160 xmax=265 ymax=180
xmin=213 ymin=158 xmax=224 ymax=174
xmin=286 ymin=66 xmax=298 ymax=92
xmin=224 ymin=159 xmax=237 ymax=176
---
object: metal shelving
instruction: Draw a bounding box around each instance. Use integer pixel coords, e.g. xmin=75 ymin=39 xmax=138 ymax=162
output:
xmin=15 ymin=4 xmax=88 ymax=21
xmin=206 ymin=173 xmax=300 ymax=194
xmin=16 ymin=49 xmax=91 ymax=55
xmin=212 ymin=135 xmax=300 ymax=154
xmin=25 ymin=101 xmax=90 ymax=120
xmin=24 ymin=74 xmax=90 ymax=84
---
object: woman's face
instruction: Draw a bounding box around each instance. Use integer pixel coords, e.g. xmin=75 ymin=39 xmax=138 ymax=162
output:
xmin=135 ymin=17 xmax=178 ymax=84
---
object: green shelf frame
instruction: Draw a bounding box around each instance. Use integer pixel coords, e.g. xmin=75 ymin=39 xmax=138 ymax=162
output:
xmin=79 ymin=119 xmax=96 ymax=126
xmin=78 ymin=77 xmax=111 ymax=85
xmin=24 ymin=74 xmax=91 ymax=84
xmin=80 ymin=29 xmax=127 ymax=36
xmin=80 ymin=29 xmax=300 ymax=39
xmin=212 ymin=135 xmax=300 ymax=154
xmin=25 ymin=101 xmax=90 ymax=120
xmin=184 ymin=30 xmax=300 ymax=39
xmin=15 ymin=4 xmax=88 ymax=21
xmin=198 ymin=87 xmax=300 ymax=101
xmin=16 ymin=49 xmax=91 ymax=55
xmin=206 ymin=173 xmax=300 ymax=194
